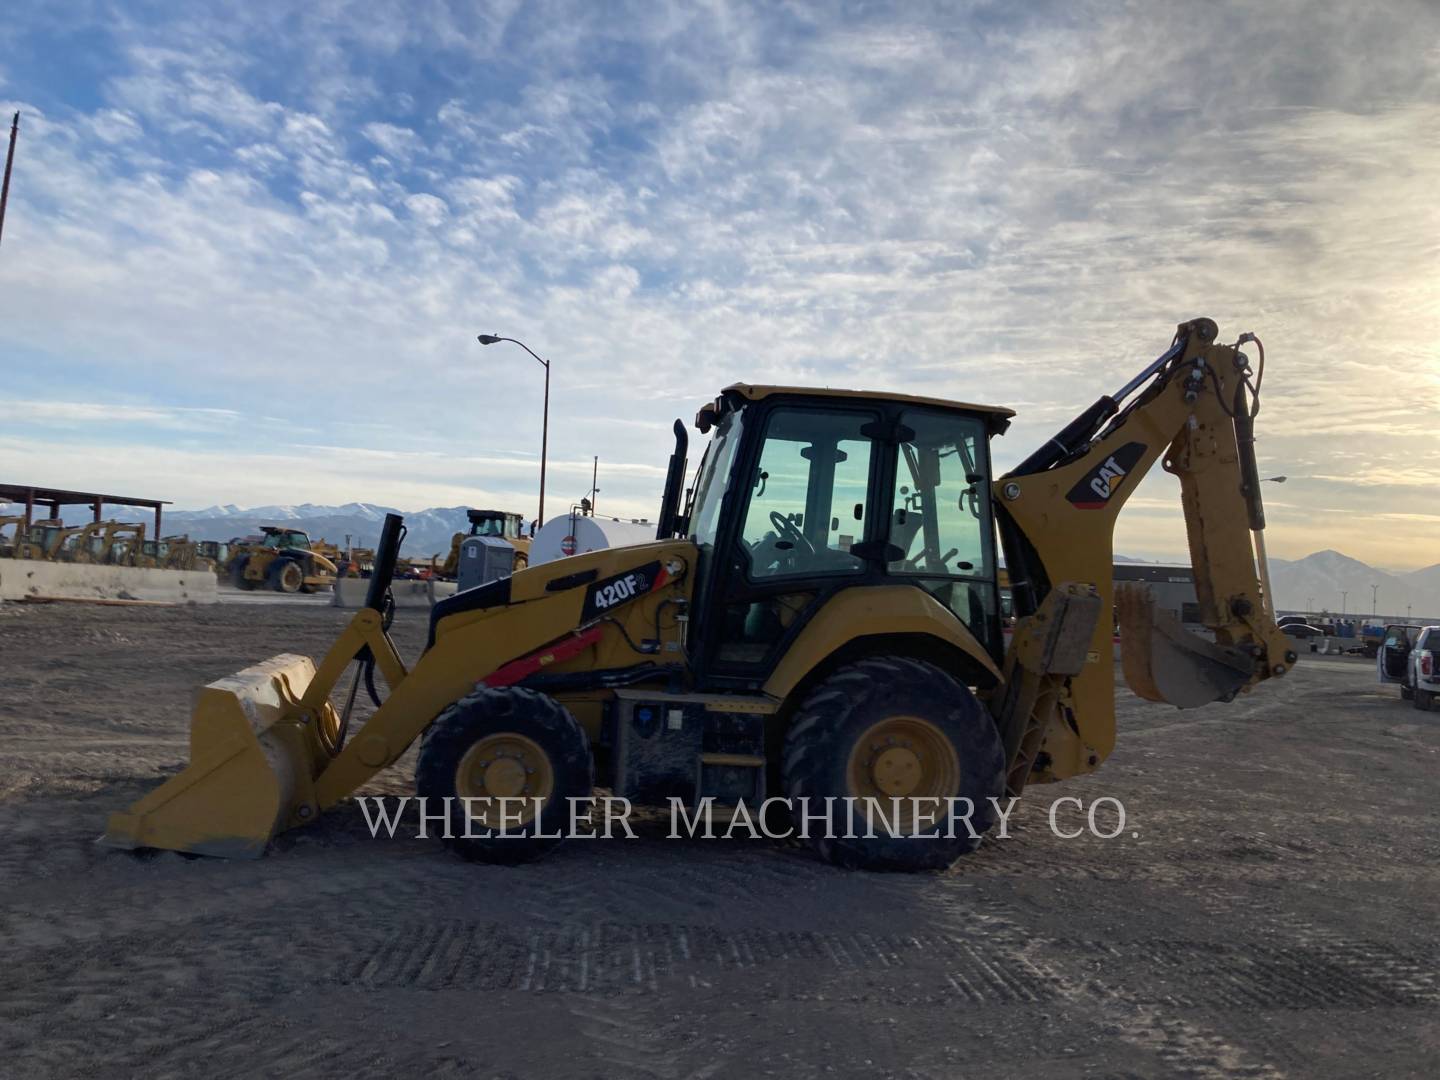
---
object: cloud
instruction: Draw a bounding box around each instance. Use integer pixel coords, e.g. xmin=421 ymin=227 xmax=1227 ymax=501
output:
xmin=362 ymin=121 xmax=421 ymax=159
xmin=0 ymin=399 xmax=243 ymax=430
xmin=1 ymin=1 xmax=1438 ymax=564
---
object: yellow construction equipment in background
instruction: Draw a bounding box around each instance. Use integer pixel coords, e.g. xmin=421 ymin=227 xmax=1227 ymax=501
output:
xmin=226 ymin=526 xmax=338 ymax=593
xmin=107 ymin=319 xmax=1293 ymax=870
xmin=434 ymin=509 xmax=532 ymax=578
xmin=11 ymin=519 xmax=79 ymax=560
xmin=0 ymin=514 xmax=22 ymax=557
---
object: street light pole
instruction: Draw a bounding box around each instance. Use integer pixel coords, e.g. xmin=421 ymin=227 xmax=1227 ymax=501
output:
xmin=1371 ymin=583 xmax=1378 ymax=617
xmin=1341 ymin=590 xmax=1348 ymax=617
xmin=0 ymin=112 xmax=19 ymax=253
xmin=477 ymin=334 xmax=550 ymax=528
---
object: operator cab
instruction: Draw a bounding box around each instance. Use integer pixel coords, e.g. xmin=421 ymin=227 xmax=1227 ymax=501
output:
xmin=468 ymin=509 xmax=525 ymax=540
xmin=683 ymin=384 xmax=1014 ymax=683
xmin=260 ymin=527 xmax=311 ymax=550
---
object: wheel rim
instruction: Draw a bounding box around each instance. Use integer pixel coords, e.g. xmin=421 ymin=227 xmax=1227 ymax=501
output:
xmin=845 ymin=715 xmax=960 ymax=832
xmin=281 ymin=563 xmax=302 ymax=591
xmin=455 ymin=733 xmax=555 ymax=828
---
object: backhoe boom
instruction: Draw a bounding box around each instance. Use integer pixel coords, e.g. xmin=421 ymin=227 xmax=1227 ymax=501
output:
xmin=992 ymin=318 xmax=1292 ymax=790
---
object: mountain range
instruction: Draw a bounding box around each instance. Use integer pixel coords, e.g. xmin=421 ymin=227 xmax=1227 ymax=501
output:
xmin=4 ymin=501 xmax=1436 ymax=620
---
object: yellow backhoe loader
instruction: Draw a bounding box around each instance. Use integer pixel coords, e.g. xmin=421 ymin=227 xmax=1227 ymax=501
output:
xmin=12 ymin=519 xmax=83 ymax=560
xmin=52 ymin=521 xmax=112 ymax=562
xmin=106 ymin=319 xmax=1293 ymax=870
xmin=159 ymin=536 xmax=215 ymax=572
xmin=100 ymin=523 xmax=148 ymax=567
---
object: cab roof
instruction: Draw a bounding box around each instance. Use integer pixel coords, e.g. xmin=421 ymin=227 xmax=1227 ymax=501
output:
xmin=723 ymin=383 xmax=1015 ymax=419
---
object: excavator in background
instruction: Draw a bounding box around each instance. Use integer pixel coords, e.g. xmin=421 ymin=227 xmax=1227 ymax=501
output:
xmin=227 ymin=526 xmax=338 ymax=593
xmin=107 ymin=318 xmax=1293 ymax=871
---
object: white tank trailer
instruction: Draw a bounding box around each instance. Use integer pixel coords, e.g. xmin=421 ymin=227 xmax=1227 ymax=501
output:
xmin=529 ymin=513 xmax=656 ymax=566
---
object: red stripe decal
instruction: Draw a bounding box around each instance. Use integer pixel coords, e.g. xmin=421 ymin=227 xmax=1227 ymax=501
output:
xmin=481 ymin=626 xmax=604 ymax=688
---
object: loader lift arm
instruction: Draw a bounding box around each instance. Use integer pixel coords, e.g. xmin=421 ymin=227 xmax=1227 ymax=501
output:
xmin=990 ymin=317 xmax=1293 ymax=792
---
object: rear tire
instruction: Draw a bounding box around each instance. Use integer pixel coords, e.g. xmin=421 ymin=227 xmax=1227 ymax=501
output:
xmin=230 ymin=557 xmax=257 ymax=591
xmin=782 ymin=656 xmax=1006 ymax=872
xmin=1401 ymin=684 xmax=1414 ymax=701
xmin=415 ymin=687 xmax=593 ymax=865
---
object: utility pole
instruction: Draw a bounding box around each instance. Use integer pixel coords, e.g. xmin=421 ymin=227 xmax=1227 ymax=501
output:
xmin=590 ymin=456 xmax=599 ymax=515
xmin=1371 ymin=583 xmax=1379 ymax=617
xmin=0 ymin=112 xmax=19 ymax=252
xmin=1341 ymin=590 xmax=1348 ymax=617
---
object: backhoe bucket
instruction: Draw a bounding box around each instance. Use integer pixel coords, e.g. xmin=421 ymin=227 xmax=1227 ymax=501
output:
xmin=104 ymin=654 xmax=330 ymax=858
xmin=1117 ymin=584 xmax=1254 ymax=709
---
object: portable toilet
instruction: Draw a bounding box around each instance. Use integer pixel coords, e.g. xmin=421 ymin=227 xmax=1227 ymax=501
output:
xmin=457 ymin=535 xmax=516 ymax=592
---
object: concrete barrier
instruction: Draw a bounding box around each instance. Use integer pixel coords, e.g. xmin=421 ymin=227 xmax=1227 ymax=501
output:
xmin=0 ymin=559 xmax=219 ymax=604
xmin=332 ymin=576 xmax=459 ymax=609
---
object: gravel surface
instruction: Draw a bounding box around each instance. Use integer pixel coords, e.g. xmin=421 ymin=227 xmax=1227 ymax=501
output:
xmin=1 ymin=601 xmax=1436 ymax=1078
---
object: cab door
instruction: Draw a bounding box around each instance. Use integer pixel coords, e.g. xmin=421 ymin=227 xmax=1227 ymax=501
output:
xmin=693 ymin=401 xmax=882 ymax=683
xmin=1377 ymin=624 xmax=1413 ymax=684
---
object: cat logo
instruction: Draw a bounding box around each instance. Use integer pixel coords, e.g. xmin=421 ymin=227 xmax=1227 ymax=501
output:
xmin=1066 ymin=442 xmax=1146 ymax=509
xmin=1090 ymin=458 xmax=1128 ymax=500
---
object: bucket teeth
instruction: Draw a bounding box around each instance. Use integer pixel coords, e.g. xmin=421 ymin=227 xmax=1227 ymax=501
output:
xmin=1118 ymin=584 xmax=1254 ymax=709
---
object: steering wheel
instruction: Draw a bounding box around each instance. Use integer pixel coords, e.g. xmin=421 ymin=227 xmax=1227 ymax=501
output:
xmin=768 ymin=511 xmax=815 ymax=555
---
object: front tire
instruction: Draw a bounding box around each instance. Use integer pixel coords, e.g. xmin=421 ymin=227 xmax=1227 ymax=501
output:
xmin=268 ymin=558 xmax=304 ymax=593
xmin=782 ymin=656 xmax=1006 ymax=872
xmin=415 ymin=688 xmax=593 ymax=865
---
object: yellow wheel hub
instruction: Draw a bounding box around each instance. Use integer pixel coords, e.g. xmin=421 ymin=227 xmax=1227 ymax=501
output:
xmin=455 ymin=733 xmax=555 ymax=828
xmin=871 ymin=746 xmax=924 ymax=796
xmin=846 ymin=716 xmax=960 ymax=832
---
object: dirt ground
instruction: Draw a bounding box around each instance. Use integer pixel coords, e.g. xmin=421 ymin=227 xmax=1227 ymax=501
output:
xmin=1 ymin=600 xmax=1436 ymax=1079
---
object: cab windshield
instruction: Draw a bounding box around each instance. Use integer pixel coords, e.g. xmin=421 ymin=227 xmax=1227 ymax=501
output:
xmin=472 ymin=517 xmax=506 ymax=537
xmin=687 ymin=408 xmax=745 ymax=554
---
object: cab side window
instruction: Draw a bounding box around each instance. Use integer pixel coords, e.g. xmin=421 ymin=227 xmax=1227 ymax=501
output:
xmin=885 ymin=409 xmax=998 ymax=649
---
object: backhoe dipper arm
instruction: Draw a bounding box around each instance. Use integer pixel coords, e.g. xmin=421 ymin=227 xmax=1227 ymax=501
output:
xmin=990 ymin=318 xmax=1293 ymax=789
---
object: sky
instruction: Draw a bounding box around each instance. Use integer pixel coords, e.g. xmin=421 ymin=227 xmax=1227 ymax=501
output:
xmin=1 ymin=0 xmax=1437 ymax=567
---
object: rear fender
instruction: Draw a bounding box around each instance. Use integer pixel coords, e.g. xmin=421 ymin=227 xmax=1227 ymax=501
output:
xmin=763 ymin=586 xmax=1001 ymax=703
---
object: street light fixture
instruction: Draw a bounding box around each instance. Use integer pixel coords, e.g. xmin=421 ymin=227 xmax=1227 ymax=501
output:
xmin=477 ymin=333 xmax=551 ymax=528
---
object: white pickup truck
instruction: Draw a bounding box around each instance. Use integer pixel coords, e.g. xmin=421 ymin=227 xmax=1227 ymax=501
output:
xmin=1377 ymin=623 xmax=1440 ymax=710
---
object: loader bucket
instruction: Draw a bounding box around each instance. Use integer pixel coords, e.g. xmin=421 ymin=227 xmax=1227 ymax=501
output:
xmin=103 ymin=654 xmax=330 ymax=858
xmin=1117 ymin=584 xmax=1254 ymax=709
